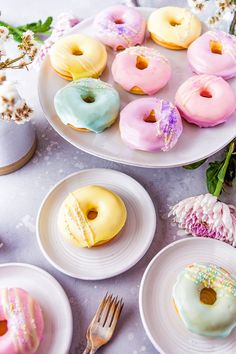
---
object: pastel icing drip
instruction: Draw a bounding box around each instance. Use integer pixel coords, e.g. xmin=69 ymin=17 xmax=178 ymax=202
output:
xmin=94 ymin=5 xmax=145 ymax=50
xmin=119 ymin=46 xmax=168 ymax=62
xmin=169 ymin=193 xmax=236 ymax=246
xmin=68 ymin=78 xmax=113 ymax=90
xmin=185 ymin=263 xmax=236 ymax=297
xmin=49 ymin=34 xmax=107 ymax=80
xmin=179 ymin=75 xmax=221 ymax=106
xmin=54 ymin=78 xmax=120 ymax=133
xmin=98 ymin=19 xmax=139 ymax=41
xmin=63 ymin=193 xmax=95 ymax=248
xmin=0 ymin=288 xmax=43 ymax=354
xmin=58 ymin=185 xmax=127 ymax=248
xmin=155 ymin=100 xmax=179 ymax=151
xmin=173 ymin=10 xmax=194 ymax=44
xmin=208 ymin=30 xmax=236 ymax=63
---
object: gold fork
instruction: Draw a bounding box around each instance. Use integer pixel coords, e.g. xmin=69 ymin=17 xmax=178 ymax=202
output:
xmin=82 ymin=293 xmax=124 ymax=354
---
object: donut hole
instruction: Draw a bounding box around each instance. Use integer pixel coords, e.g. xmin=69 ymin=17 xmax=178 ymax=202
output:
xmin=136 ymin=56 xmax=149 ymax=70
xmin=144 ymin=110 xmax=156 ymax=123
xmin=200 ymin=287 xmax=217 ymax=305
xmin=170 ymin=18 xmax=182 ymax=27
xmin=0 ymin=320 xmax=8 ymax=336
xmin=72 ymin=48 xmax=83 ymax=56
xmin=82 ymin=95 xmax=95 ymax=103
xmin=210 ymin=40 xmax=223 ymax=55
xmin=87 ymin=209 xmax=98 ymax=220
xmin=114 ymin=18 xmax=124 ymax=25
xmin=200 ymin=89 xmax=212 ymax=98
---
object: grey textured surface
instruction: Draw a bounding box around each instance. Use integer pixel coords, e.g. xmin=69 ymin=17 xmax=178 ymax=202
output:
xmin=0 ymin=1 xmax=235 ymax=354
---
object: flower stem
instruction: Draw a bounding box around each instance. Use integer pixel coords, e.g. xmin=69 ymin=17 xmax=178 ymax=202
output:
xmin=229 ymin=11 xmax=236 ymax=35
xmin=0 ymin=53 xmax=26 ymax=70
xmin=213 ymin=141 xmax=235 ymax=197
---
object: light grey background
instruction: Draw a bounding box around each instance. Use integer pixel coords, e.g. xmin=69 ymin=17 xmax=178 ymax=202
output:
xmin=0 ymin=1 xmax=235 ymax=353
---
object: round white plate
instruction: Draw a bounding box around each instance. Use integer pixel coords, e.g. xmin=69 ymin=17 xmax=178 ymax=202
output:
xmin=139 ymin=237 xmax=236 ymax=354
xmin=37 ymin=168 xmax=156 ymax=280
xmin=38 ymin=7 xmax=236 ymax=168
xmin=0 ymin=263 xmax=73 ymax=354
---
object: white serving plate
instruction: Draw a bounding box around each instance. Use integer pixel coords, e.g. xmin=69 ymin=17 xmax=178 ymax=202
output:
xmin=0 ymin=263 xmax=73 ymax=354
xmin=139 ymin=238 xmax=236 ymax=354
xmin=38 ymin=7 xmax=236 ymax=168
xmin=36 ymin=168 xmax=156 ymax=280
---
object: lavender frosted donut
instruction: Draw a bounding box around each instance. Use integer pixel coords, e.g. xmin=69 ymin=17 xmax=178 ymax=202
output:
xmin=188 ymin=31 xmax=236 ymax=79
xmin=120 ymin=97 xmax=183 ymax=152
xmin=93 ymin=5 xmax=146 ymax=51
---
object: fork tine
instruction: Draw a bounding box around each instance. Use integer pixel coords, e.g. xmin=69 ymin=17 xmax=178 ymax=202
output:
xmin=92 ymin=293 xmax=109 ymax=323
xmin=110 ymin=298 xmax=124 ymax=330
xmin=105 ymin=296 xmax=117 ymax=327
xmin=99 ymin=294 xmax=113 ymax=325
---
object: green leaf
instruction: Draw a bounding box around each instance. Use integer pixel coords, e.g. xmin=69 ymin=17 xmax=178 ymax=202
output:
xmin=225 ymin=157 xmax=236 ymax=186
xmin=183 ymin=158 xmax=207 ymax=170
xmin=17 ymin=16 xmax=53 ymax=34
xmin=206 ymin=160 xmax=224 ymax=195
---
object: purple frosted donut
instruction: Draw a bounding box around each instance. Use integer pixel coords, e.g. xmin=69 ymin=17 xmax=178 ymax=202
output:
xmin=93 ymin=5 xmax=146 ymax=51
xmin=120 ymin=97 xmax=183 ymax=152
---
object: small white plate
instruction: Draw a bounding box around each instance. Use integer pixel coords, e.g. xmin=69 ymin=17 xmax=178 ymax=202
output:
xmin=0 ymin=263 xmax=73 ymax=354
xmin=38 ymin=7 xmax=236 ymax=168
xmin=37 ymin=168 xmax=156 ymax=280
xmin=139 ymin=238 xmax=236 ymax=354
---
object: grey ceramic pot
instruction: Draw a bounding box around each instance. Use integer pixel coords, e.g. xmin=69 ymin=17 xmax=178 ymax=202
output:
xmin=0 ymin=119 xmax=36 ymax=175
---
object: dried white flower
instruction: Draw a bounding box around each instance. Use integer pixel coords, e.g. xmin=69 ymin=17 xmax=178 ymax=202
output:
xmin=0 ymin=79 xmax=33 ymax=124
xmin=169 ymin=193 xmax=236 ymax=246
xmin=0 ymin=26 xmax=9 ymax=41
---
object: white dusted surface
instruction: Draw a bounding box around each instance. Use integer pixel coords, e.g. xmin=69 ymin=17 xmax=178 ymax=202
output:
xmin=0 ymin=1 xmax=236 ymax=354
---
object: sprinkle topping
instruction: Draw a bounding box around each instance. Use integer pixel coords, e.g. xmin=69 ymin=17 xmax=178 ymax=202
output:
xmin=119 ymin=46 xmax=168 ymax=62
xmin=185 ymin=263 xmax=236 ymax=297
xmin=155 ymin=99 xmax=180 ymax=151
xmin=69 ymin=78 xmax=114 ymax=91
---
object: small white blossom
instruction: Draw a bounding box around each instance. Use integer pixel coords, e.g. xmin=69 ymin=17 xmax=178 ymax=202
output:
xmin=169 ymin=193 xmax=236 ymax=246
xmin=22 ymin=29 xmax=34 ymax=39
xmin=0 ymin=26 xmax=9 ymax=41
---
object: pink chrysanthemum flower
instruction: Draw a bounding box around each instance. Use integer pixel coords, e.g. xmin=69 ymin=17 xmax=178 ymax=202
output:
xmin=169 ymin=193 xmax=236 ymax=246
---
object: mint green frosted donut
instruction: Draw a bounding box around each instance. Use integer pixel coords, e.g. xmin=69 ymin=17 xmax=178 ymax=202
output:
xmin=173 ymin=263 xmax=236 ymax=338
xmin=54 ymin=78 xmax=120 ymax=133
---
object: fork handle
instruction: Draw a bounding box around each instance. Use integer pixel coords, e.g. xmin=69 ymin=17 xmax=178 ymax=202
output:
xmin=82 ymin=344 xmax=91 ymax=354
xmin=89 ymin=348 xmax=98 ymax=354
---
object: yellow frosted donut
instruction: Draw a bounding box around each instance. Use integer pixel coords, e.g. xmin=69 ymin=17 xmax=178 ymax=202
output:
xmin=148 ymin=7 xmax=201 ymax=50
xmin=58 ymin=185 xmax=127 ymax=248
xmin=50 ymin=34 xmax=107 ymax=80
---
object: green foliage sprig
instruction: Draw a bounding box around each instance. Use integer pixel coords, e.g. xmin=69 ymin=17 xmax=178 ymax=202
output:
xmin=184 ymin=139 xmax=236 ymax=197
xmin=0 ymin=16 xmax=53 ymax=43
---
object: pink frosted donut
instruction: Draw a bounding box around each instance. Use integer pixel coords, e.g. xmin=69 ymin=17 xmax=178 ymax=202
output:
xmin=187 ymin=30 xmax=236 ymax=79
xmin=0 ymin=288 xmax=44 ymax=354
xmin=175 ymin=74 xmax=236 ymax=128
xmin=93 ymin=5 xmax=146 ymax=51
xmin=120 ymin=97 xmax=183 ymax=152
xmin=111 ymin=46 xmax=171 ymax=95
